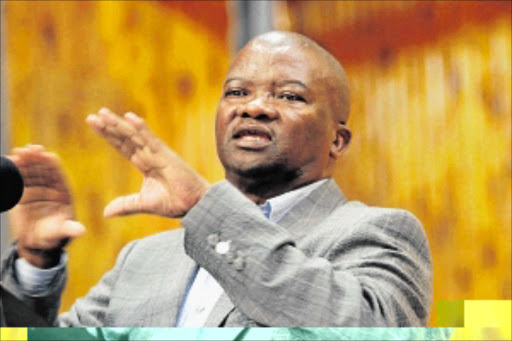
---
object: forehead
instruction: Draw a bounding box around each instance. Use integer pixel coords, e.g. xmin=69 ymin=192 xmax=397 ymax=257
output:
xmin=226 ymin=43 xmax=330 ymax=85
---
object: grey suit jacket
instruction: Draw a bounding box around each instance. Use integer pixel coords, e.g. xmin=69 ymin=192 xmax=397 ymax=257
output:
xmin=1 ymin=179 xmax=432 ymax=327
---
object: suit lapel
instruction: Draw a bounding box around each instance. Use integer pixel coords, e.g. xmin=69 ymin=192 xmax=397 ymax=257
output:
xmin=168 ymin=257 xmax=199 ymax=326
xmin=203 ymin=292 xmax=235 ymax=327
xmin=143 ymin=230 xmax=199 ymax=326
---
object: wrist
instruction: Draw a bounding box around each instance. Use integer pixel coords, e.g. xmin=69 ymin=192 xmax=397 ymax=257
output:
xmin=16 ymin=245 xmax=63 ymax=269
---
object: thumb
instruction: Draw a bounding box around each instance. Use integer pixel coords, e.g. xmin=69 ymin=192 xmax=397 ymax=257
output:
xmin=104 ymin=193 xmax=144 ymax=218
xmin=59 ymin=220 xmax=86 ymax=238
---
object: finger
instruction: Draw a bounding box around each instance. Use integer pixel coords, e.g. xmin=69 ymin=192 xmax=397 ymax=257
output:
xmin=98 ymin=108 xmax=133 ymax=138
xmin=18 ymin=186 xmax=71 ymax=204
xmin=103 ymin=109 xmax=159 ymax=153
xmin=12 ymin=146 xmax=53 ymax=167
xmin=26 ymin=144 xmax=45 ymax=151
xmin=29 ymin=215 xmax=85 ymax=249
xmin=40 ymin=152 xmax=71 ymax=191
xmin=98 ymin=107 xmax=119 ymax=122
xmin=87 ymin=113 xmax=120 ymax=143
xmin=92 ymin=109 xmax=167 ymax=175
xmin=92 ymin=109 xmax=141 ymax=159
xmin=35 ymin=220 xmax=85 ymax=249
xmin=99 ymin=108 xmax=138 ymax=138
xmin=14 ymin=150 xmax=56 ymax=178
xmin=12 ymin=144 xmax=46 ymax=159
xmin=19 ymin=158 xmax=56 ymax=185
xmin=101 ymin=111 xmax=143 ymax=155
xmin=86 ymin=114 xmax=107 ymax=134
xmin=118 ymin=139 xmax=137 ymax=159
xmin=123 ymin=112 xmax=145 ymax=147
xmin=17 ymin=144 xmax=45 ymax=154
xmin=59 ymin=220 xmax=86 ymax=238
xmin=15 ymin=151 xmax=70 ymax=193
xmin=88 ymin=113 xmax=133 ymax=158
xmin=12 ymin=146 xmax=42 ymax=165
xmin=124 ymin=112 xmax=162 ymax=153
xmin=5 ymin=154 xmax=20 ymax=165
xmin=104 ymin=193 xmax=146 ymax=218
xmin=130 ymin=150 xmax=154 ymax=173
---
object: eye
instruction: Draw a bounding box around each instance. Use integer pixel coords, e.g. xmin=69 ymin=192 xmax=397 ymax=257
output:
xmin=224 ymin=88 xmax=248 ymax=97
xmin=278 ymin=92 xmax=306 ymax=102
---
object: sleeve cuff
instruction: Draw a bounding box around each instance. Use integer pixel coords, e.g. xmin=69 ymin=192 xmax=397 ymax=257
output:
xmin=14 ymin=252 xmax=68 ymax=296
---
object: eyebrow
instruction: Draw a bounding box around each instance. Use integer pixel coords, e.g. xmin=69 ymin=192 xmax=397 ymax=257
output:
xmin=277 ymin=80 xmax=310 ymax=91
xmin=224 ymin=78 xmax=310 ymax=91
xmin=224 ymin=77 xmax=249 ymax=86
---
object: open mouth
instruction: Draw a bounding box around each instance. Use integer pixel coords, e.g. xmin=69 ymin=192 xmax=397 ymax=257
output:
xmin=233 ymin=128 xmax=272 ymax=142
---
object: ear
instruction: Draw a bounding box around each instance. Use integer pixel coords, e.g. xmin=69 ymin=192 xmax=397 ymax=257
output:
xmin=329 ymin=122 xmax=351 ymax=159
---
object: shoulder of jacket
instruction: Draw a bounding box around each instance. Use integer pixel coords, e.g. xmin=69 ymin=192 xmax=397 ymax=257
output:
xmin=332 ymin=201 xmax=423 ymax=231
xmin=116 ymin=228 xmax=184 ymax=260
xmin=328 ymin=201 xmax=429 ymax=256
xmin=130 ymin=228 xmax=184 ymax=248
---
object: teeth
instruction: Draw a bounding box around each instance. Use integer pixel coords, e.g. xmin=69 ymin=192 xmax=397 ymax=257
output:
xmin=236 ymin=130 xmax=269 ymax=139
xmin=241 ymin=134 xmax=267 ymax=140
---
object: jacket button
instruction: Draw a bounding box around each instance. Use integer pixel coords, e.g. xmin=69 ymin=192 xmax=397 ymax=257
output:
xmin=233 ymin=256 xmax=245 ymax=271
xmin=215 ymin=240 xmax=231 ymax=254
xmin=207 ymin=233 xmax=219 ymax=247
xmin=225 ymin=251 xmax=235 ymax=263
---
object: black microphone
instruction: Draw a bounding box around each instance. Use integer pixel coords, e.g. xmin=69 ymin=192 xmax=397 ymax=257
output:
xmin=0 ymin=156 xmax=24 ymax=213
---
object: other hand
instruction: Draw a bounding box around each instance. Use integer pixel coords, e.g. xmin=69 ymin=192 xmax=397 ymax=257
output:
xmin=7 ymin=145 xmax=85 ymax=268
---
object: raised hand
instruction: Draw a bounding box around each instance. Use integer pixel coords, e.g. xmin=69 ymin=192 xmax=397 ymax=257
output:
xmin=7 ymin=145 xmax=85 ymax=268
xmin=86 ymin=108 xmax=210 ymax=218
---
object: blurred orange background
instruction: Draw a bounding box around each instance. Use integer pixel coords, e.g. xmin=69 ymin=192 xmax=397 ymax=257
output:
xmin=1 ymin=1 xmax=510 ymax=326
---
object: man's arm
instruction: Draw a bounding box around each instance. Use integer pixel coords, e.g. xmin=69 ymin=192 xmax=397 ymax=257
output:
xmin=182 ymin=181 xmax=431 ymax=327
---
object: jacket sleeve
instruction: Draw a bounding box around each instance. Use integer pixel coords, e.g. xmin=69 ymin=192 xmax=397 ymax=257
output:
xmin=181 ymin=181 xmax=432 ymax=327
xmin=1 ymin=244 xmax=66 ymax=326
xmin=1 ymin=240 xmax=137 ymax=327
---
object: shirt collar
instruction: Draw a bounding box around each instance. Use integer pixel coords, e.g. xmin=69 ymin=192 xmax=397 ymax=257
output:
xmin=259 ymin=179 xmax=329 ymax=223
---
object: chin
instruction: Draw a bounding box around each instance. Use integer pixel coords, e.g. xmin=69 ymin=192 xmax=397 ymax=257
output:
xmin=225 ymin=154 xmax=278 ymax=175
xmin=233 ymin=164 xmax=280 ymax=178
xmin=231 ymin=161 xmax=301 ymax=181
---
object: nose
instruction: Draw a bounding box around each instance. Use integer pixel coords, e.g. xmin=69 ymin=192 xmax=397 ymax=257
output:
xmin=238 ymin=96 xmax=279 ymax=121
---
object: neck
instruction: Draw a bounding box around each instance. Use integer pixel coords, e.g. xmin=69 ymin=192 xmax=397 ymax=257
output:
xmin=225 ymin=169 xmax=324 ymax=205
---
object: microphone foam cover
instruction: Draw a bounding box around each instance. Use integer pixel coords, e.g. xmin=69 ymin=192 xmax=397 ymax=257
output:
xmin=0 ymin=156 xmax=24 ymax=213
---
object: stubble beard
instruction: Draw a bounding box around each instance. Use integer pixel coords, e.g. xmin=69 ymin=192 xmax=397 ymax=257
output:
xmin=222 ymin=154 xmax=303 ymax=200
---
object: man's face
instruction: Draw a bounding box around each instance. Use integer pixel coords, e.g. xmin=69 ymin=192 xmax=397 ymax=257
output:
xmin=215 ymin=41 xmax=338 ymax=182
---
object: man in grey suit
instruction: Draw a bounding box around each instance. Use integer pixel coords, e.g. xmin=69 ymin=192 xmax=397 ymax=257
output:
xmin=1 ymin=31 xmax=431 ymax=327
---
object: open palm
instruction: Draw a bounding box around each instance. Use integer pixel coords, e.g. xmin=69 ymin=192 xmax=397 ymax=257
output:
xmin=86 ymin=108 xmax=210 ymax=218
xmin=7 ymin=145 xmax=84 ymax=260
